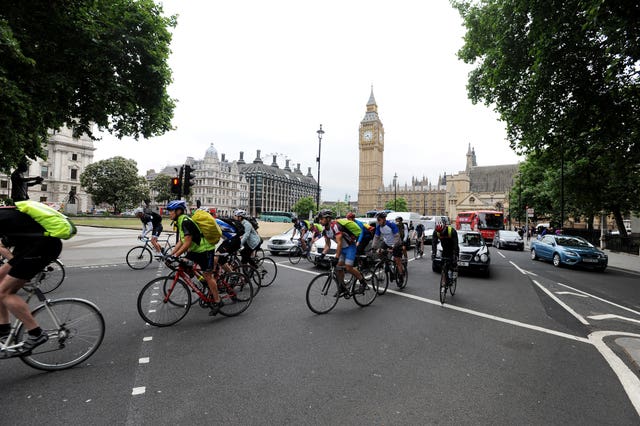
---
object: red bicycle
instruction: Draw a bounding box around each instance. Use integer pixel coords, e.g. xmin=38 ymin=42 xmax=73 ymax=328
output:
xmin=137 ymin=257 xmax=254 ymax=327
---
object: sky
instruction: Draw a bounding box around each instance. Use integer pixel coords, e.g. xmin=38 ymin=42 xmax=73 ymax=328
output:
xmin=94 ymin=0 xmax=520 ymax=202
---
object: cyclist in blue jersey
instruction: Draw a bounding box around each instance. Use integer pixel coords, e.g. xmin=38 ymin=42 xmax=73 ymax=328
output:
xmin=372 ymin=211 xmax=405 ymax=279
xmin=291 ymin=217 xmax=312 ymax=254
xmin=215 ymin=218 xmax=241 ymax=271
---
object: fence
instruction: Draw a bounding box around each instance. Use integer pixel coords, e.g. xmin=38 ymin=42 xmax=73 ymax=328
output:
xmin=603 ymin=235 xmax=640 ymax=255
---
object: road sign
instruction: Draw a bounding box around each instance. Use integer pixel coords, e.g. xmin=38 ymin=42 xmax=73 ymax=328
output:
xmin=527 ymin=208 xmax=534 ymax=217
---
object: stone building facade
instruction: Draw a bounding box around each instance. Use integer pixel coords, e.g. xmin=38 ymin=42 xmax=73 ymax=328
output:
xmin=1 ymin=126 xmax=95 ymax=213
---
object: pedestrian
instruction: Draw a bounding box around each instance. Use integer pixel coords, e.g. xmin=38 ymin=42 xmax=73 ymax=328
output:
xmin=10 ymin=159 xmax=43 ymax=202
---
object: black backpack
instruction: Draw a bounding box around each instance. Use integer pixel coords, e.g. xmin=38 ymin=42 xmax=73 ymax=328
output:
xmin=247 ymin=216 xmax=259 ymax=230
xmin=219 ymin=217 xmax=245 ymax=236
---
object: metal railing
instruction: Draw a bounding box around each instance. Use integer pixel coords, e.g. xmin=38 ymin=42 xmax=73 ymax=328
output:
xmin=603 ymin=235 xmax=640 ymax=255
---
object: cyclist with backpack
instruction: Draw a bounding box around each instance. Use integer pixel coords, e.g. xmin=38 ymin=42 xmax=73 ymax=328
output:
xmin=0 ymin=201 xmax=72 ymax=353
xmin=431 ymin=219 xmax=460 ymax=270
xmin=396 ymin=216 xmax=410 ymax=260
xmin=291 ymin=217 xmax=312 ymax=255
xmin=414 ymin=222 xmax=425 ymax=257
xmin=233 ymin=209 xmax=262 ymax=265
xmin=215 ymin=216 xmax=243 ymax=270
xmin=134 ymin=207 xmax=163 ymax=254
xmin=372 ymin=211 xmax=405 ymax=281
xmin=166 ymin=200 xmax=223 ymax=314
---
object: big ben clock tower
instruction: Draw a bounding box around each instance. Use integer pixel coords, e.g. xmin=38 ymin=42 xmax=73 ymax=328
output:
xmin=358 ymin=86 xmax=384 ymax=212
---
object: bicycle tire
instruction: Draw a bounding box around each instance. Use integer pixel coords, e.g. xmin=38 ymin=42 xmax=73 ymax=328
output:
xmin=218 ymin=272 xmax=253 ymax=317
xmin=353 ymin=270 xmax=378 ymax=307
xmin=241 ymin=264 xmax=262 ymax=296
xmin=164 ymin=272 xmax=201 ymax=306
xmin=288 ymin=246 xmax=302 ymax=264
xmin=450 ymin=276 xmax=457 ymax=296
xmin=138 ymin=277 xmax=191 ymax=326
xmin=414 ymin=244 xmax=420 ymax=260
xmin=374 ymin=262 xmax=389 ymax=295
xmin=18 ymin=298 xmax=105 ymax=371
xmin=306 ymin=273 xmax=339 ymax=314
xmin=255 ymin=248 xmax=265 ymax=259
xmin=255 ymin=257 xmax=277 ymax=287
xmin=396 ymin=259 xmax=409 ymax=289
xmin=126 ymin=246 xmax=153 ymax=270
xmin=439 ymin=269 xmax=448 ymax=304
xmin=35 ymin=259 xmax=65 ymax=294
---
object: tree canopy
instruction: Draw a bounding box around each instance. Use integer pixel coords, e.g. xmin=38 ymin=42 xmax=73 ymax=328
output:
xmin=0 ymin=0 xmax=176 ymax=171
xmin=292 ymin=196 xmax=316 ymax=219
xmin=454 ymin=0 xmax=640 ymax=235
xmin=150 ymin=174 xmax=173 ymax=204
xmin=385 ymin=197 xmax=408 ymax=212
xmin=80 ymin=157 xmax=149 ymax=214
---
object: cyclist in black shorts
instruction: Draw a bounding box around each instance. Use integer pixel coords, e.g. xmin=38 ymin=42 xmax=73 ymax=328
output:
xmin=0 ymin=206 xmax=62 ymax=353
xmin=415 ymin=222 xmax=425 ymax=257
xmin=135 ymin=207 xmax=163 ymax=253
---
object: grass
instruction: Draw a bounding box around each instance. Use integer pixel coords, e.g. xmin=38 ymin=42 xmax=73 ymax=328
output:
xmin=70 ymin=216 xmax=176 ymax=230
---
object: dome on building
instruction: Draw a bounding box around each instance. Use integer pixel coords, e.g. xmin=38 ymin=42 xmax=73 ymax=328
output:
xmin=205 ymin=143 xmax=219 ymax=159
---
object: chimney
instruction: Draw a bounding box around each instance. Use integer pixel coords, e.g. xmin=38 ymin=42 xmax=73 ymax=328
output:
xmin=253 ymin=150 xmax=263 ymax=164
xmin=295 ymin=163 xmax=302 ymax=173
xmin=237 ymin=151 xmax=245 ymax=165
xmin=307 ymin=167 xmax=313 ymax=177
xmin=221 ymin=153 xmax=226 ymax=162
xmin=284 ymin=159 xmax=291 ymax=172
xmin=271 ymin=155 xmax=279 ymax=168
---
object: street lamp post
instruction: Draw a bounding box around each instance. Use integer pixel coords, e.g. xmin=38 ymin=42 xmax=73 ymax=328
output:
xmin=393 ymin=172 xmax=398 ymax=211
xmin=316 ymin=124 xmax=324 ymax=211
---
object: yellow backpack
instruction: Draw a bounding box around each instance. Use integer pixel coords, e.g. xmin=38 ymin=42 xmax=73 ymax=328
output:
xmin=15 ymin=201 xmax=77 ymax=239
xmin=191 ymin=209 xmax=222 ymax=245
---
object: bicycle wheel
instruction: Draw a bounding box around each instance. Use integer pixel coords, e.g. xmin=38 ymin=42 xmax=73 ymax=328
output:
xmin=34 ymin=259 xmax=65 ymax=294
xmin=374 ymin=262 xmax=389 ymax=295
xmin=218 ymin=272 xmax=253 ymax=317
xmin=126 ymin=246 xmax=153 ymax=270
xmin=163 ymin=273 xmax=201 ymax=306
xmin=255 ymin=257 xmax=277 ymax=287
xmin=450 ymin=276 xmax=457 ymax=296
xmin=414 ymin=244 xmax=420 ymax=260
xmin=18 ymin=298 xmax=105 ymax=371
xmin=439 ymin=270 xmax=448 ymax=304
xmin=353 ymin=270 xmax=378 ymax=307
xmin=288 ymin=246 xmax=302 ymax=264
xmin=254 ymin=248 xmax=265 ymax=259
xmin=138 ymin=277 xmax=191 ymax=326
xmin=306 ymin=273 xmax=339 ymax=314
xmin=241 ymin=264 xmax=262 ymax=296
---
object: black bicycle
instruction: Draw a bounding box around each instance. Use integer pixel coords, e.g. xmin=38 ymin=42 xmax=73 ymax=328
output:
xmin=439 ymin=257 xmax=458 ymax=304
xmin=374 ymin=250 xmax=408 ymax=294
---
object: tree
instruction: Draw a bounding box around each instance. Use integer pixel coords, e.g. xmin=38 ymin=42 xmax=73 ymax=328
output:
xmin=80 ymin=157 xmax=149 ymax=214
xmin=384 ymin=198 xmax=408 ymax=212
xmin=150 ymin=174 xmax=173 ymax=204
xmin=454 ymin=0 xmax=640 ymax=236
xmin=292 ymin=196 xmax=316 ymax=218
xmin=319 ymin=201 xmax=351 ymax=218
xmin=0 ymin=1 xmax=176 ymax=172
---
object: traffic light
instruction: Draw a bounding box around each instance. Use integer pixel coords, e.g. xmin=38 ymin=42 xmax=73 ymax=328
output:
xmin=183 ymin=164 xmax=196 ymax=196
xmin=170 ymin=176 xmax=182 ymax=195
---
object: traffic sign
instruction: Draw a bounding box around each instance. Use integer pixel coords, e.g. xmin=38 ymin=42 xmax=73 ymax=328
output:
xmin=527 ymin=208 xmax=534 ymax=217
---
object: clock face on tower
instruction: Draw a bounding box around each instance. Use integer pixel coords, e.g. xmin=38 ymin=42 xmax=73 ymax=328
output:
xmin=364 ymin=130 xmax=372 ymax=141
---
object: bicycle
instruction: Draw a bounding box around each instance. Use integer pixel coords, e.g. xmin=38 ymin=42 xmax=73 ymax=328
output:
xmin=288 ymin=238 xmax=313 ymax=265
xmin=126 ymin=234 xmax=175 ymax=270
xmin=0 ymin=282 xmax=105 ymax=371
xmin=305 ymin=259 xmax=380 ymax=314
xmin=439 ymin=257 xmax=458 ymax=304
xmin=229 ymin=253 xmax=278 ymax=295
xmin=1 ymin=255 xmax=65 ymax=294
xmin=137 ymin=256 xmax=254 ymax=327
xmin=374 ymin=249 xmax=408 ymax=295
xmin=414 ymin=236 xmax=425 ymax=259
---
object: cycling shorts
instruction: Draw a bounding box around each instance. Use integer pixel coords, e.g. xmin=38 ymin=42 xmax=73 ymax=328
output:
xmin=151 ymin=224 xmax=163 ymax=238
xmin=186 ymin=250 xmax=214 ymax=272
xmin=216 ymin=237 xmax=241 ymax=265
xmin=8 ymin=238 xmax=62 ymax=280
xmin=339 ymin=243 xmax=357 ymax=266
xmin=381 ymin=242 xmax=403 ymax=259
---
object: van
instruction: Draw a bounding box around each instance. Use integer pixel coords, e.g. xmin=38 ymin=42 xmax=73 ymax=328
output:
xmin=387 ymin=212 xmax=424 ymax=245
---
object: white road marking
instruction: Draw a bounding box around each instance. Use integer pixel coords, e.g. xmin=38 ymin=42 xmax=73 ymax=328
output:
xmin=589 ymin=331 xmax=640 ymax=417
xmin=588 ymin=314 xmax=640 ymax=325
xmin=131 ymin=387 xmax=146 ymax=396
xmin=555 ymin=291 xmax=589 ymax=298
xmin=497 ymin=251 xmax=506 ymax=259
xmin=142 ymin=336 xmax=153 ymax=342
xmin=148 ymin=309 xmax=156 ymax=313
xmin=509 ymin=261 xmax=538 ymax=276
xmin=277 ymin=263 xmax=323 ymax=275
xmin=138 ymin=357 xmax=150 ymax=364
xmin=531 ymin=280 xmax=590 ymax=325
xmin=556 ymin=282 xmax=640 ymax=318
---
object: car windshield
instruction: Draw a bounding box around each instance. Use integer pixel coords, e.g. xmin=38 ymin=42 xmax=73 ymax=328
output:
xmin=459 ymin=233 xmax=483 ymax=247
xmin=556 ymin=236 xmax=591 ymax=248
xmin=500 ymin=231 xmax=520 ymax=238
xmin=478 ymin=212 xmax=503 ymax=229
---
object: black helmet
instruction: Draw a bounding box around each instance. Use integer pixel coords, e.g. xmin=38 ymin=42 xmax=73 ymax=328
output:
xmin=317 ymin=209 xmax=334 ymax=219
xmin=375 ymin=211 xmax=387 ymax=219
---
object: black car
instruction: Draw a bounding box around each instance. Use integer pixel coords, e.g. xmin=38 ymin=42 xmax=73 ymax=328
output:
xmin=492 ymin=230 xmax=525 ymax=251
xmin=433 ymin=231 xmax=491 ymax=277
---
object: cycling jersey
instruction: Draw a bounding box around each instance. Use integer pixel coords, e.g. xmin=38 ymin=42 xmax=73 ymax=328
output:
xmin=432 ymin=226 xmax=459 ymax=259
xmin=415 ymin=224 xmax=425 ymax=237
xmin=374 ymin=220 xmax=400 ymax=247
xmin=323 ymin=220 xmax=357 ymax=246
xmin=140 ymin=212 xmax=162 ymax=227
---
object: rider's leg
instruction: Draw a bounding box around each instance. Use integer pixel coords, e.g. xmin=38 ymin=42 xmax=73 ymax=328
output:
xmin=0 ymin=273 xmax=36 ymax=330
xmin=151 ymin=235 xmax=162 ymax=253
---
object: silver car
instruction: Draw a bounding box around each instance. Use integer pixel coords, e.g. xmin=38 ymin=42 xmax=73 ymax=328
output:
xmin=266 ymin=228 xmax=299 ymax=255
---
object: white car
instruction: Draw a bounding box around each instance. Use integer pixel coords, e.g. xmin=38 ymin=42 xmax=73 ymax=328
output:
xmin=309 ymin=237 xmax=338 ymax=265
xmin=266 ymin=228 xmax=299 ymax=255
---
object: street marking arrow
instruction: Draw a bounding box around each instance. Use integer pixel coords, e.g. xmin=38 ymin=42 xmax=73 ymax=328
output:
xmin=555 ymin=291 xmax=589 ymax=298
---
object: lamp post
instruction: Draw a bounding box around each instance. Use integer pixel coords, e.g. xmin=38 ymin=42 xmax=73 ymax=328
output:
xmin=393 ymin=172 xmax=398 ymax=211
xmin=316 ymin=124 xmax=324 ymax=211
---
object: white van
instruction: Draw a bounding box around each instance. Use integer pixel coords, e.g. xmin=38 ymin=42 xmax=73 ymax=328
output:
xmin=387 ymin=212 xmax=424 ymax=245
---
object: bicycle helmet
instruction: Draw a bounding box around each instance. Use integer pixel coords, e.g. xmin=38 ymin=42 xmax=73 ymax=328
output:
xmin=133 ymin=207 xmax=144 ymax=215
xmin=317 ymin=209 xmax=334 ymax=219
xmin=346 ymin=212 xmax=356 ymax=220
xmin=291 ymin=216 xmax=298 ymax=223
xmin=166 ymin=200 xmax=187 ymax=211
xmin=375 ymin=211 xmax=387 ymax=219
xmin=395 ymin=216 xmax=403 ymax=222
xmin=435 ymin=220 xmax=445 ymax=233
xmin=234 ymin=209 xmax=247 ymax=218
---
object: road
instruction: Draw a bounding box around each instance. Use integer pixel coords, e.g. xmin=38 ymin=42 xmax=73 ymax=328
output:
xmin=0 ymin=227 xmax=639 ymax=425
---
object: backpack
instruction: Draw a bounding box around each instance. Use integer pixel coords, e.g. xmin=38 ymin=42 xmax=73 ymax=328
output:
xmin=191 ymin=209 xmax=222 ymax=245
xmin=247 ymin=216 xmax=259 ymax=231
xmin=15 ymin=200 xmax=77 ymax=239
xmin=219 ymin=217 xmax=245 ymax=237
xmin=336 ymin=219 xmax=362 ymax=238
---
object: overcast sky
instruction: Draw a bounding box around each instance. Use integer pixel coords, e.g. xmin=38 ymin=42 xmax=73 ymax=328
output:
xmin=95 ymin=0 xmax=520 ymax=201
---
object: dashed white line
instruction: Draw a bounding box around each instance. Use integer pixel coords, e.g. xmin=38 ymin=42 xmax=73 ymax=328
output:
xmin=555 ymin=291 xmax=589 ymax=298
xmin=142 ymin=336 xmax=153 ymax=342
xmin=131 ymin=387 xmax=146 ymax=396
xmin=497 ymin=251 xmax=506 ymax=259
xmin=138 ymin=357 xmax=150 ymax=364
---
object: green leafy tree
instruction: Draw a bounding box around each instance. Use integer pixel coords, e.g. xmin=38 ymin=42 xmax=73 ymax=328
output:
xmin=80 ymin=157 xmax=149 ymax=214
xmin=150 ymin=174 xmax=173 ymax=204
xmin=0 ymin=1 xmax=176 ymax=171
xmin=384 ymin=198 xmax=408 ymax=212
xmin=454 ymin=0 xmax=640 ymax=235
xmin=319 ymin=201 xmax=351 ymax=218
xmin=292 ymin=196 xmax=316 ymax=218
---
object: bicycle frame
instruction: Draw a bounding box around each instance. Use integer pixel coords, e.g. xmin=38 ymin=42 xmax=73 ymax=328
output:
xmin=164 ymin=261 xmax=239 ymax=304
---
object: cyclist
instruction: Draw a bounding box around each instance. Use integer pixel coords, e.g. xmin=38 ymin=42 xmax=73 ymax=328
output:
xmin=431 ymin=219 xmax=460 ymax=282
xmin=0 ymin=206 xmax=62 ymax=352
xmin=346 ymin=212 xmax=373 ymax=256
xmin=234 ymin=209 xmax=262 ymax=265
xmin=215 ymin=217 xmax=242 ymax=272
xmin=317 ymin=209 xmax=367 ymax=295
xmin=290 ymin=216 xmax=312 ymax=254
xmin=372 ymin=212 xmax=405 ymax=281
xmin=134 ymin=207 xmax=163 ymax=254
xmin=414 ymin=222 xmax=425 ymax=257
xmin=396 ymin=217 xmax=410 ymax=260
xmin=166 ymin=200 xmax=222 ymax=314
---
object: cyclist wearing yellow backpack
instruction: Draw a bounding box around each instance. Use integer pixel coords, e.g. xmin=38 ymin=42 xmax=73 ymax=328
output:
xmin=166 ymin=200 xmax=223 ymax=315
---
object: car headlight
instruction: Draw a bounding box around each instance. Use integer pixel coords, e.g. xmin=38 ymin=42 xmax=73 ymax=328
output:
xmin=565 ymin=250 xmax=578 ymax=257
xmin=474 ymin=255 xmax=480 ymax=261
xmin=480 ymin=253 xmax=489 ymax=263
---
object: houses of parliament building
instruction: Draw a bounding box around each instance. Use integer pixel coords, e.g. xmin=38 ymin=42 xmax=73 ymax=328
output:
xmin=357 ymin=88 xmax=518 ymax=219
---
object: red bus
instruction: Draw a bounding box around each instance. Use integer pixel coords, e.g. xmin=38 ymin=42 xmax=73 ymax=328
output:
xmin=455 ymin=210 xmax=505 ymax=242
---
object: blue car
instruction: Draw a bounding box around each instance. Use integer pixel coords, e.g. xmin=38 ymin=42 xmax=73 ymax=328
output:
xmin=530 ymin=234 xmax=608 ymax=271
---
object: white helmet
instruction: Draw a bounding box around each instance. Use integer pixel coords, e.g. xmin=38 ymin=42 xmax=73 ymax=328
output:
xmin=234 ymin=209 xmax=248 ymax=218
xmin=133 ymin=207 xmax=144 ymax=215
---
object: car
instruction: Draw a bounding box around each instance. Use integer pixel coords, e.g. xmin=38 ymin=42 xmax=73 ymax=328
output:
xmin=309 ymin=237 xmax=338 ymax=266
xmin=421 ymin=219 xmax=436 ymax=245
xmin=530 ymin=234 xmax=608 ymax=271
xmin=432 ymin=230 xmax=491 ymax=277
xmin=493 ymin=230 xmax=525 ymax=251
xmin=266 ymin=228 xmax=299 ymax=255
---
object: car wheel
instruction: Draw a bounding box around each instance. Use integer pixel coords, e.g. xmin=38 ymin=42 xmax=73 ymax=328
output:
xmin=552 ymin=253 xmax=562 ymax=267
xmin=530 ymin=249 xmax=538 ymax=260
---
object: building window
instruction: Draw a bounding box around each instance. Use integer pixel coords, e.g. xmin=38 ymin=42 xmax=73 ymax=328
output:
xmin=70 ymin=169 xmax=77 ymax=180
xmin=72 ymin=153 xmax=78 ymax=161
xmin=41 ymin=184 xmax=48 ymax=191
xmin=71 ymin=185 xmax=77 ymax=193
xmin=0 ymin=180 xmax=7 ymax=189
xmin=41 ymin=166 xmax=48 ymax=178
xmin=40 ymin=196 xmax=47 ymax=202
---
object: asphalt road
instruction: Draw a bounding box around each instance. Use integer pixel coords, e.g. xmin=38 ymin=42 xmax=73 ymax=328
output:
xmin=0 ymin=231 xmax=639 ymax=425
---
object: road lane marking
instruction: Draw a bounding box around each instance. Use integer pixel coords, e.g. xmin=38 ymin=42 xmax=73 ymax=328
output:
xmin=556 ymin=282 xmax=640 ymax=318
xmin=277 ymin=263 xmax=323 ymax=275
xmin=588 ymin=314 xmax=640 ymax=325
xmin=497 ymin=252 xmax=506 ymax=259
xmin=131 ymin=387 xmax=146 ymax=396
xmin=531 ymin=280 xmax=590 ymax=325
xmin=139 ymin=357 xmax=150 ymax=364
xmin=509 ymin=261 xmax=537 ymax=276
xmin=589 ymin=331 xmax=640 ymax=417
xmin=555 ymin=291 xmax=589 ymax=298
xmin=142 ymin=336 xmax=153 ymax=342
